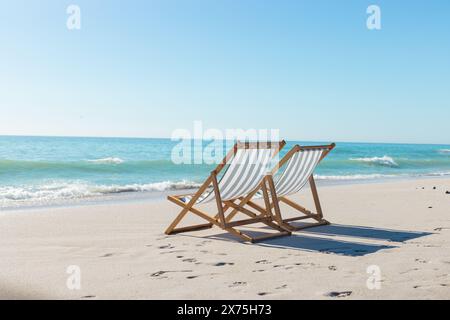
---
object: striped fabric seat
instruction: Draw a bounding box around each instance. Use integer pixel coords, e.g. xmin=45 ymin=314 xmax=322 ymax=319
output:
xmin=274 ymin=148 xmax=325 ymax=196
xmin=255 ymin=148 xmax=327 ymax=198
xmin=181 ymin=148 xmax=275 ymax=204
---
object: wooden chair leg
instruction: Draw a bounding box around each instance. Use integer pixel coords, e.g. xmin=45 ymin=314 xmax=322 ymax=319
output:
xmin=165 ymin=176 xmax=214 ymax=234
xmin=224 ymin=227 xmax=253 ymax=242
xmin=279 ymin=197 xmax=330 ymax=229
xmin=169 ymin=223 xmax=214 ymax=234
xmin=166 ymin=196 xmax=223 ymax=235
xmin=309 ymin=176 xmax=324 ymax=219
xmin=265 ymin=175 xmax=296 ymax=231
xmin=225 ymin=226 xmax=290 ymax=243
xmin=284 ymin=219 xmax=329 ymax=231
xmin=225 ymin=200 xmax=289 ymax=233
xmin=257 ymin=175 xmax=331 ymax=231
xmin=165 ymin=204 xmax=192 ymax=235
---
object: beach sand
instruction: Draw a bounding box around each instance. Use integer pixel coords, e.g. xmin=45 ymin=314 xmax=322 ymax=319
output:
xmin=1 ymin=178 xmax=449 ymax=300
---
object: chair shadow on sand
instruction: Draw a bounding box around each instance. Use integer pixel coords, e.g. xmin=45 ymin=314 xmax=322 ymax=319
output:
xmin=290 ymin=223 xmax=433 ymax=242
xmin=205 ymin=231 xmax=396 ymax=257
xmin=200 ymin=224 xmax=432 ymax=257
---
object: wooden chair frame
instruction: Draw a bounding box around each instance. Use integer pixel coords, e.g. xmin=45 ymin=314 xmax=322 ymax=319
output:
xmin=165 ymin=141 xmax=292 ymax=243
xmin=266 ymin=143 xmax=336 ymax=231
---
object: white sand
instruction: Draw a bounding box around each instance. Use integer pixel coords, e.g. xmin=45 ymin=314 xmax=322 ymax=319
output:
xmin=1 ymin=178 xmax=449 ymax=300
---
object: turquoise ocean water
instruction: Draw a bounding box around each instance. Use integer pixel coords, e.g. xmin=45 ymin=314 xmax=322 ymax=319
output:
xmin=1 ymin=136 xmax=449 ymax=208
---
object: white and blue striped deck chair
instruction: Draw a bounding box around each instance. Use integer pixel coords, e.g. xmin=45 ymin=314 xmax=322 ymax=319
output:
xmin=227 ymin=144 xmax=336 ymax=231
xmin=165 ymin=141 xmax=292 ymax=243
xmin=265 ymin=144 xmax=336 ymax=231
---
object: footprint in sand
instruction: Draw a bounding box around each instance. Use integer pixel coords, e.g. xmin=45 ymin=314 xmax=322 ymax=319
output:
xmin=415 ymin=284 xmax=449 ymax=289
xmin=328 ymin=266 xmax=337 ymax=271
xmin=81 ymin=295 xmax=96 ymax=299
xmin=229 ymin=281 xmax=247 ymax=287
xmin=186 ymin=275 xmax=199 ymax=280
xmin=100 ymin=253 xmax=114 ymax=258
xmin=150 ymin=270 xmax=192 ymax=278
xmin=195 ymin=240 xmax=213 ymax=247
xmin=160 ymin=250 xmax=187 ymax=255
xmin=150 ymin=271 xmax=168 ymax=277
xmin=415 ymin=258 xmax=428 ymax=264
xmin=213 ymin=262 xmax=235 ymax=267
xmin=325 ymin=291 xmax=352 ymax=298
xmin=252 ymin=269 xmax=265 ymax=273
xmin=294 ymin=262 xmax=314 ymax=266
xmin=275 ymin=284 xmax=288 ymax=290
xmin=158 ymin=244 xmax=175 ymax=249
xmin=257 ymin=292 xmax=271 ymax=296
xmin=400 ymin=268 xmax=419 ymax=274
xmin=182 ymin=258 xmax=197 ymax=263
xmin=255 ymin=260 xmax=271 ymax=264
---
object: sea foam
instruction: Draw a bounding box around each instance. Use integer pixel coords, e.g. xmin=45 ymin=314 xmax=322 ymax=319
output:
xmin=87 ymin=157 xmax=124 ymax=164
xmin=314 ymin=174 xmax=396 ymax=180
xmin=349 ymin=155 xmax=398 ymax=167
xmin=0 ymin=180 xmax=201 ymax=207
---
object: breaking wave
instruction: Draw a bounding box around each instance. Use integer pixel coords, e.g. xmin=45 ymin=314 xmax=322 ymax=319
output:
xmin=314 ymin=174 xmax=396 ymax=180
xmin=87 ymin=157 xmax=124 ymax=164
xmin=349 ymin=156 xmax=398 ymax=167
xmin=0 ymin=180 xmax=201 ymax=207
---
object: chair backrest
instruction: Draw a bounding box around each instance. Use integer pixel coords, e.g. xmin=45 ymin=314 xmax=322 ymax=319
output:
xmin=199 ymin=141 xmax=285 ymax=203
xmin=272 ymin=144 xmax=335 ymax=197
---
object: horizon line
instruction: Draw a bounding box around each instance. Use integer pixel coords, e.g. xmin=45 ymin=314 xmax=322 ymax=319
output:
xmin=0 ymin=134 xmax=448 ymax=146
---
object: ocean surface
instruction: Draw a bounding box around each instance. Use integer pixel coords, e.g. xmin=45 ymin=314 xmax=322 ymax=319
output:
xmin=1 ymin=136 xmax=449 ymax=209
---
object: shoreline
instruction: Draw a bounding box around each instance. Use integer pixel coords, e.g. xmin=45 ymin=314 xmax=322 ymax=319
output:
xmin=2 ymin=174 xmax=449 ymax=213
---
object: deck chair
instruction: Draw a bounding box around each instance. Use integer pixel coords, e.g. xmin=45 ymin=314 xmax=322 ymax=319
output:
xmin=266 ymin=144 xmax=336 ymax=231
xmin=225 ymin=144 xmax=335 ymax=231
xmin=165 ymin=141 xmax=292 ymax=243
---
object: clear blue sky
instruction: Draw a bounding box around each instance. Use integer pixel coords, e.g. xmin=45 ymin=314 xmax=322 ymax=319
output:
xmin=1 ymin=0 xmax=449 ymax=144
